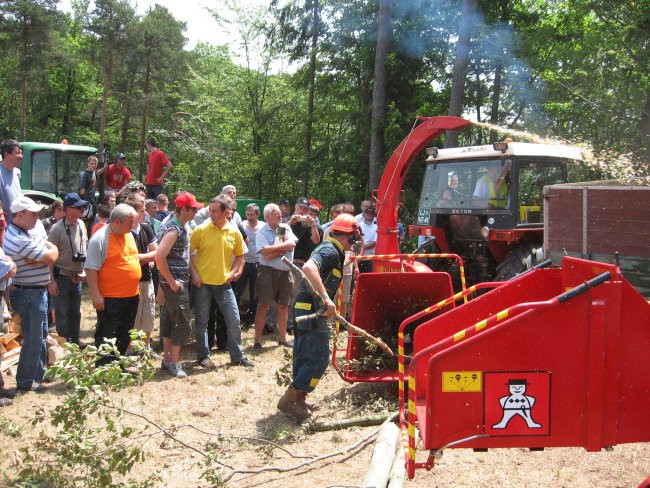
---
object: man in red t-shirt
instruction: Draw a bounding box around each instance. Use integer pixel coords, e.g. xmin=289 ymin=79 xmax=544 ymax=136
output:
xmin=103 ymin=153 xmax=132 ymax=196
xmin=144 ymin=136 xmax=173 ymax=199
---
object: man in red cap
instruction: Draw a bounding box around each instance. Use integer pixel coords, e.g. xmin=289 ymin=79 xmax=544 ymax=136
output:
xmin=155 ymin=191 xmax=204 ymax=378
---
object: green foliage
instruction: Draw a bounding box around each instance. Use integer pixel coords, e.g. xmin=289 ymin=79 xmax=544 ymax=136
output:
xmin=13 ymin=331 xmax=157 ymax=488
xmin=1 ymin=0 xmax=648 ymax=228
xmin=0 ymin=417 xmax=23 ymax=438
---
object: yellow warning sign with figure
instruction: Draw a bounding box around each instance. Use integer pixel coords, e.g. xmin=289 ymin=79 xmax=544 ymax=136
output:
xmin=442 ymin=371 xmax=482 ymax=392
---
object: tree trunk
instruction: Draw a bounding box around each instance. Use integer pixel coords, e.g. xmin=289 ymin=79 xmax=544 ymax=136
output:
xmin=303 ymin=0 xmax=320 ymax=197
xmin=62 ymin=68 xmax=76 ymax=137
xmin=489 ymin=61 xmax=503 ymax=143
xmin=20 ymin=78 xmax=27 ymax=140
xmin=368 ymin=0 xmax=392 ymax=190
xmin=446 ymin=0 xmax=479 ymax=148
xmin=489 ymin=0 xmax=508 ymax=144
xmin=120 ymin=75 xmax=135 ymax=150
xmin=638 ymin=87 xmax=650 ymax=165
xmin=139 ymin=51 xmax=153 ymax=181
xmin=99 ymin=45 xmax=115 ymax=156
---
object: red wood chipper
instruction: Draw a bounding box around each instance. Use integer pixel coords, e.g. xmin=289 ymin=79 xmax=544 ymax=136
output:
xmin=331 ymin=116 xmax=650 ymax=482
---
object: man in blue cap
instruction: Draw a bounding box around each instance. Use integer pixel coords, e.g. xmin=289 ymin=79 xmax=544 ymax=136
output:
xmin=47 ymin=192 xmax=89 ymax=345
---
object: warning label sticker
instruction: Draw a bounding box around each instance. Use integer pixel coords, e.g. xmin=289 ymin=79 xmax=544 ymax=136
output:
xmin=442 ymin=371 xmax=482 ymax=392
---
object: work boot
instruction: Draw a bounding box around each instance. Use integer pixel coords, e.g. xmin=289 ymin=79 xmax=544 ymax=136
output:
xmin=302 ymin=395 xmax=320 ymax=412
xmin=296 ymin=390 xmax=320 ymax=412
xmin=277 ymin=387 xmax=311 ymax=421
xmin=0 ymin=373 xmax=16 ymax=399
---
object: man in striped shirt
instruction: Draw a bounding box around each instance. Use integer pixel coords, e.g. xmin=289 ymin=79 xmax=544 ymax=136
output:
xmin=4 ymin=196 xmax=59 ymax=392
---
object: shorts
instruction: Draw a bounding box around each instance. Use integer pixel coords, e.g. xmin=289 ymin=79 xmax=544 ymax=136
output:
xmin=134 ymin=280 xmax=155 ymax=334
xmin=255 ymin=265 xmax=294 ymax=306
xmin=160 ymin=282 xmax=192 ymax=346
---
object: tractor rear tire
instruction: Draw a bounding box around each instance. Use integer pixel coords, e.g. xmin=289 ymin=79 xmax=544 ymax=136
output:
xmin=494 ymin=246 xmax=543 ymax=281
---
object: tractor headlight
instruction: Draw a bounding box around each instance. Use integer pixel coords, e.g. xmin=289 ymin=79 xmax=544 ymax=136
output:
xmin=480 ymin=226 xmax=491 ymax=240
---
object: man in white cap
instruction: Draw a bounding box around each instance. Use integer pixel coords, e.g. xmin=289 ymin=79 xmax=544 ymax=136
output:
xmin=4 ymin=196 xmax=59 ymax=392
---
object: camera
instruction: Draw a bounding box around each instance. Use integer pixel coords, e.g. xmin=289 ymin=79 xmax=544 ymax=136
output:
xmin=72 ymin=252 xmax=86 ymax=263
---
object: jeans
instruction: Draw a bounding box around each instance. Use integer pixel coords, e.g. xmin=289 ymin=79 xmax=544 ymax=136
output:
xmin=10 ymin=287 xmax=48 ymax=389
xmin=292 ymin=314 xmax=330 ymax=393
xmin=146 ymin=185 xmax=164 ymax=200
xmin=194 ymin=284 xmax=245 ymax=362
xmin=95 ymin=295 xmax=139 ymax=365
xmin=233 ymin=262 xmax=258 ymax=322
xmin=52 ymin=275 xmax=82 ymax=344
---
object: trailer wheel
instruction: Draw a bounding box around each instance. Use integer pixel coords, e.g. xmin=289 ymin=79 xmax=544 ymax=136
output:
xmin=494 ymin=246 xmax=543 ymax=281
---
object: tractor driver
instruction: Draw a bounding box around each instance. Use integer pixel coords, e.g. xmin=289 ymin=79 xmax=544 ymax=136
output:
xmin=473 ymin=161 xmax=511 ymax=209
xmin=277 ymin=214 xmax=361 ymax=421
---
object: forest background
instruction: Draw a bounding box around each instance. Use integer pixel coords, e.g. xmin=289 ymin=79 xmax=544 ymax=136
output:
xmin=1 ymin=0 xmax=648 ymax=220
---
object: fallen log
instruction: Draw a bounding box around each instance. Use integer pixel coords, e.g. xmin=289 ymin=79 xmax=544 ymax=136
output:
xmin=307 ymin=413 xmax=393 ymax=433
xmin=361 ymin=421 xmax=400 ymax=488
xmin=387 ymin=437 xmax=406 ymax=488
xmin=281 ymin=256 xmax=394 ymax=357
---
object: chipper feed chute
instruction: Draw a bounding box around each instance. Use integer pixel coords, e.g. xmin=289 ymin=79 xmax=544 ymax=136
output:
xmin=334 ymin=268 xmax=454 ymax=383
xmin=399 ymin=256 xmax=650 ymax=479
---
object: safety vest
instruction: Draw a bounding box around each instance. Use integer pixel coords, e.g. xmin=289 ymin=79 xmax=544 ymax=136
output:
xmin=481 ymin=174 xmax=508 ymax=208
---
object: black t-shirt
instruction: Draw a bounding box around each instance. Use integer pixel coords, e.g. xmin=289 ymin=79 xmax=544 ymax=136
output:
xmin=297 ymin=240 xmax=344 ymax=303
xmin=131 ymin=222 xmax=156 ymax=281
xmin=78 ymin=170 xmax=97 ymax=204
xmin=291 ymin=221 xmax=323 ymax=260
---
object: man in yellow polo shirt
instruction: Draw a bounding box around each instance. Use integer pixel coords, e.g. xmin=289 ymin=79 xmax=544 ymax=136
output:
xmin=190 ymin=194 xmax=253 ymax=367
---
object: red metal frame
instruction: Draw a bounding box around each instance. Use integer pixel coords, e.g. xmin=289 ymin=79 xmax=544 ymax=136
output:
xmin=375 ymin=116 xmax=471 ymax=256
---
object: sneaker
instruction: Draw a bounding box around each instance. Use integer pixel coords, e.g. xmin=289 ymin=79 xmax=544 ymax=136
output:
xmin=253 ymin=342 xmax=263 ymax=350
xmin=278 ymin=340 xmax=294 ymax=348
xmin=147 ymin=347 xmax=163 ymax=360
xmin=168 ymin=363 xmax=187 ymax=378
xmin=197 ymin=356 xmax=217 ymax=369
xmin=231 ymin=357 xmax=254 ymax=367
xmin=161 ymin=360 xmax=170 ymax=371
xmin=0 ymin=397 xmax=12 ymax=407
xmin=17 ymin=382 xmax=48 ymax=393
xmin=0 ymin=389 xmax=16 ymax=400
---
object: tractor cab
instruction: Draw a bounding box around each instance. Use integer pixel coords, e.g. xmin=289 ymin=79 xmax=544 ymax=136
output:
xmin=19 ymin=141 xmax=98 ymax=204
xmin=411 ymin=141 xmax=584 ymax=283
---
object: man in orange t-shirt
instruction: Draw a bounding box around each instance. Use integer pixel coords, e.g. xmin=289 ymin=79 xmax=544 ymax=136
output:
xmin=85 ymin=203 xmax=141 ymax=364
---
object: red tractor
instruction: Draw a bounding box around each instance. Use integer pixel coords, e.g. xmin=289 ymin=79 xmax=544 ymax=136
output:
xmin=387 ymin=118 xmax=586 ymax=285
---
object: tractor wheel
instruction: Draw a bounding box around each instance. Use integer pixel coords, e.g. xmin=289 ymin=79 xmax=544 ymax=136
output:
xmin=494 ymin=246 xmax=543 ymax=281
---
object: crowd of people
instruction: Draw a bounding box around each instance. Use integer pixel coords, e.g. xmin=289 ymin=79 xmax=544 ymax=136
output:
xmin=0 ymin=138 xmax=383 ymax=420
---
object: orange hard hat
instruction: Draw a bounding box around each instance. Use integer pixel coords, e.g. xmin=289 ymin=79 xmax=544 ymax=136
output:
xmin=330 ymin=213 xmax=359 ymax=234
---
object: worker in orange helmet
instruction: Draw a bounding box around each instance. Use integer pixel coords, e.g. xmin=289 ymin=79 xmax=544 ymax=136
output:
xmin=277 ymin=213 xmax=361 ymax=421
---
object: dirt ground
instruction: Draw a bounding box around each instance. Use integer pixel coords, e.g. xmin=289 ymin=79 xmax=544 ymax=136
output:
xmin=1 ymin=293 xmax=648 ymax=488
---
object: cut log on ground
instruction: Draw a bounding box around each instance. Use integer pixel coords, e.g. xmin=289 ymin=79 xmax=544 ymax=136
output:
xmin=307 ymin=413 xmax=394 ymax=432
xmin=387 ymin=437 xmax=406 ymax=488
xmin=361 ymin=421 xmax=400 ymax=488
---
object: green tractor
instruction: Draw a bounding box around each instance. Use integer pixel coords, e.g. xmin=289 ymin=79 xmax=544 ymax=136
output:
xmin=18 ymin=141 xmax=98 ymax=204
